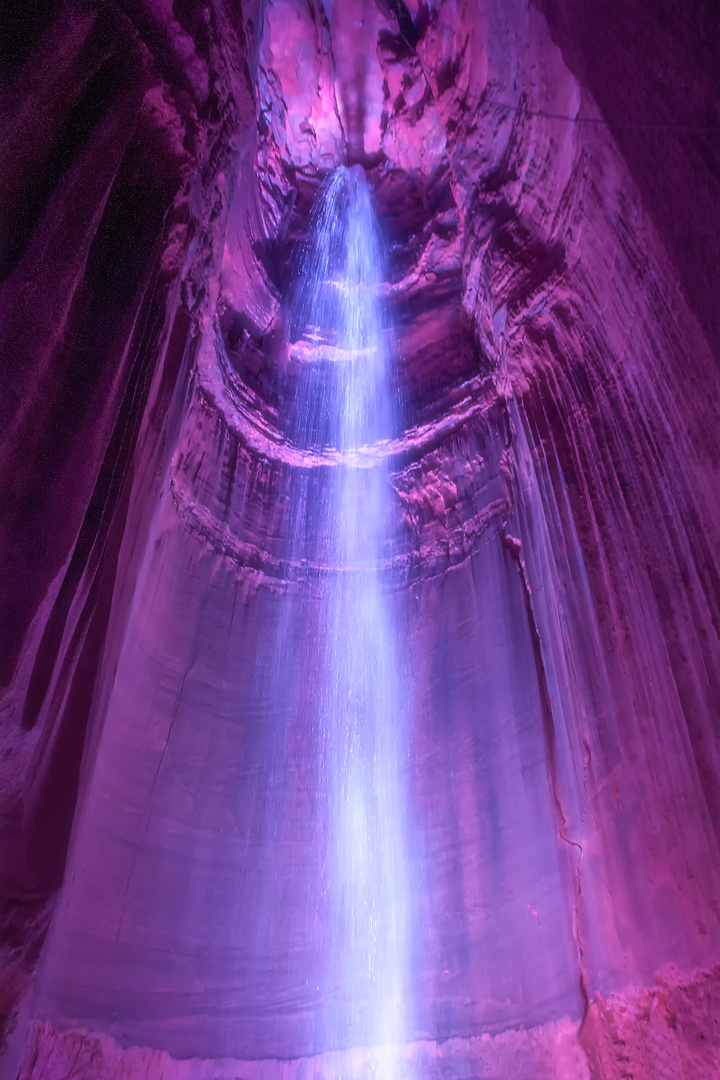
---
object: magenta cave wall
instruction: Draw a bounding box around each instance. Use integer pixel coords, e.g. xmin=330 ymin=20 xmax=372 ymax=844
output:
xmin=1 ymin=2 xmax=720 ymax=1079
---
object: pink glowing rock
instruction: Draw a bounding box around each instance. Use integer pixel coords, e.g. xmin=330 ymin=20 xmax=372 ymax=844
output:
xmin=258 ymin=0 xmax=344 ymax=170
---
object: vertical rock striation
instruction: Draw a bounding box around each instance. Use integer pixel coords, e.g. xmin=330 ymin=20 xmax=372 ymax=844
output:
xmin=0 ymin=0 xmax=258 ymax=1048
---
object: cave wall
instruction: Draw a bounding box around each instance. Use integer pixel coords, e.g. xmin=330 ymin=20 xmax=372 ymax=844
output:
xmin=1 ymin=1 xmax=720 ymax=1078
xmin=28 ymin=349 xmax=582 ymax=1060
xmin=0 ymin=0 xmax=258 ymax=1047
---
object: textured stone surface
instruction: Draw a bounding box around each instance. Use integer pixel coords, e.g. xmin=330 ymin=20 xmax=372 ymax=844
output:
xmin=17 ymin=1018 xmax=590 ymax=1080
xmin=0 ymin=0 xmax=258 ymax=1050
xmin=2 ymin=0 xmax=720 ymax=1077
xmin=581 ymin=967 xmax=720 ymax=1080
xmin=29 ymin=341 xmax=579 ymax=1057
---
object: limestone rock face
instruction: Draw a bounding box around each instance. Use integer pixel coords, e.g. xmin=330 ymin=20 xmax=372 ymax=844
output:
xmin=2 ymin=2 xmax=720 ymax=1079
xmin=0 ymin=0 xmax=259 ymax=1046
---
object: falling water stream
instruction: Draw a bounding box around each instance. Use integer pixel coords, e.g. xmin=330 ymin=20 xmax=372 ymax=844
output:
xmin=285 ymin=165 xmax=413 ymax=1076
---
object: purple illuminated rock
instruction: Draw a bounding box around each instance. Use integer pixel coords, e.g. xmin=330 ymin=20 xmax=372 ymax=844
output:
xmin=1 ymin=2 xmax=720 ymax=1079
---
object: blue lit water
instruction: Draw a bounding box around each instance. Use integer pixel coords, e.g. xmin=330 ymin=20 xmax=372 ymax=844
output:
xmin=287 ymin=165 xmax=414 ymax=1072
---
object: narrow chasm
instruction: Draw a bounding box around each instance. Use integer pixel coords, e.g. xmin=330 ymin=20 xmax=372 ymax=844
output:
xmin=2 ymin=3 xmax=720 ymax=1080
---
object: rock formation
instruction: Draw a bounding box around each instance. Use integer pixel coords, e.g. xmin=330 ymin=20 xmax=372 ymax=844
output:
xmin=1 ymin=1 xmax=720 ymax=1078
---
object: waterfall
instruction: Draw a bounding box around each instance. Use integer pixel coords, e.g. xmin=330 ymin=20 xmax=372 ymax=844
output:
xmin=284 ymin=165 xmax=413 ymax=1073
